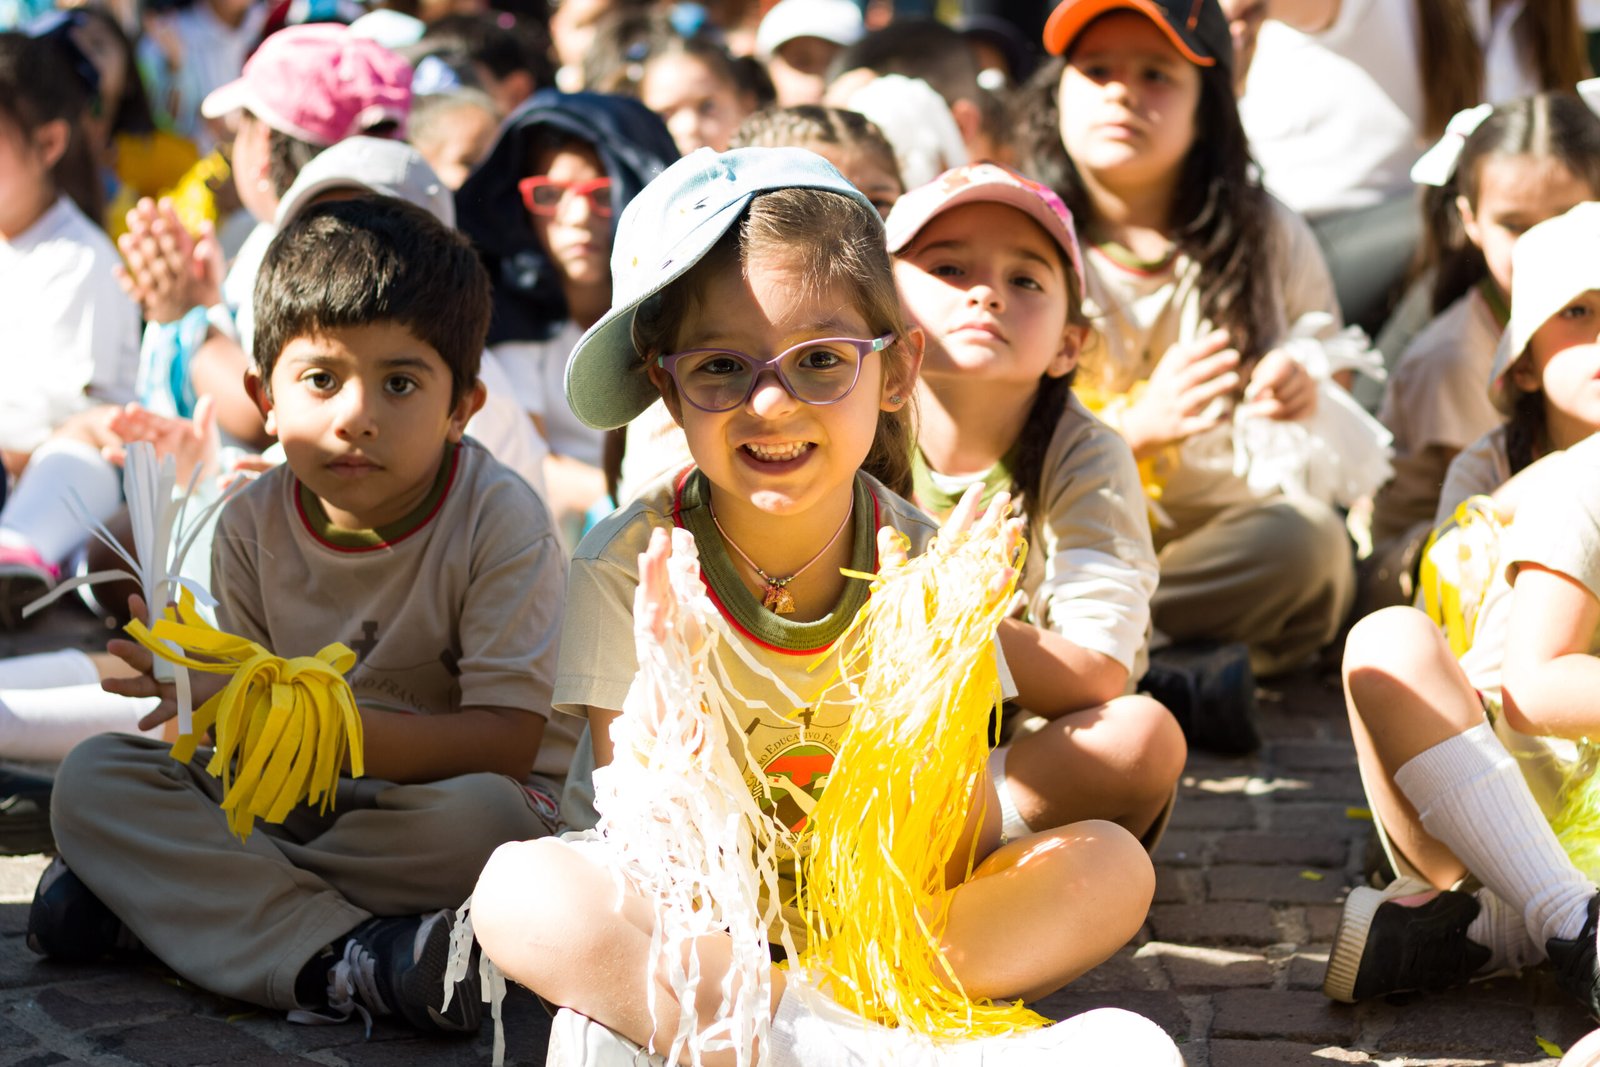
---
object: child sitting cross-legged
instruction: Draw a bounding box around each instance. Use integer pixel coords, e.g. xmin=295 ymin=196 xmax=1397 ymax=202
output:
xmin=27 ymin=196 xmax=575 ymax=1038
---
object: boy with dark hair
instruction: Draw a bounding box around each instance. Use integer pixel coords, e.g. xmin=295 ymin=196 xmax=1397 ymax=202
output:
xmin=29 ymin=196 xmax=574 ymax=1038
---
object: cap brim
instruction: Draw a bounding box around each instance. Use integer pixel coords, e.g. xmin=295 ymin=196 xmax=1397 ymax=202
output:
xmin=886 ymin=178 xmax=1082 ymax=286
xmin=199 ymin=78 xmax=250 ymax=120
xmin=565 ymin=196 xmax=752 ymax=431
xmin=1043 ymin=0 xmax=1215 ymax=66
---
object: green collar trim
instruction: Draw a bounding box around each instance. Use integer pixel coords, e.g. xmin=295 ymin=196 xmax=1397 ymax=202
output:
xmin=1477 ymin=277 xmax=1511 ymax=329
xmin=1093 ymin=236 xmax=1177 ymax=275
xmin=296 ymin=442 xmax=459 ymax=551
xmin=676 ymin=469 xmax=877 ymax=654
xmin=910 ymin=443 xmax=1018 ymax=519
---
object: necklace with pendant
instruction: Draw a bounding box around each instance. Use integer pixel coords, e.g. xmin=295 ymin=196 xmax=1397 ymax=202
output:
xmin=709 ymin=501 xmax=854 ymax=615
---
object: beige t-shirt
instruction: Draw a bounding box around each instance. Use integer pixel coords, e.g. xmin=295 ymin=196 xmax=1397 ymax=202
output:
xmin=1078 ymin=197 xmax=1340 ymax=528
xmin=1435 ymin=425 xmax=1512 ymax=528
xmin=1373 ymin=289 xmax=1503 ymax=542
xmin=556 ymin=469 xmax=963 ymax=937
xmin=912 ymin=393 xmax=1157 ymax=682
xmin=211 ymin=438 xmax=578 ymax=782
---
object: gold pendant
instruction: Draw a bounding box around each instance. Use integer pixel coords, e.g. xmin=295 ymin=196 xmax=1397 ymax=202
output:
xmin=762 ymin=584 xmax=796 ymax=615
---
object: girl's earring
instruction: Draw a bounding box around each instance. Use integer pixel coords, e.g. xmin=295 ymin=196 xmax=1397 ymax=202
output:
xmin=889 ymin=394 xmax=903 ymax=405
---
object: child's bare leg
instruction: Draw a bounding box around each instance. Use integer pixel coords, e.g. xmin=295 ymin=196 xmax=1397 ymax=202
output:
xmin=471 ymin=837 xmax=782 ymax=1067
xmin=939 ymin=818 xmax=1153 ymax=1002
xmin=1000 ymin=695 xmax=1185 ymax=840
xmin=1343 ymin=606 xmax=1479 ymax=887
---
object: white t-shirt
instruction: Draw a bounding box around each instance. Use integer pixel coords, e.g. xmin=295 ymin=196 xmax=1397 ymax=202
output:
xmin=1240 ymin=0 xmax=1425 ymax=217
xmin=471 ymin=349 xmax=552 ymax=503
xmin=490 ymin=320 xmax=605 ymax=467
xmin=0 ymin=197 xmax=140 ymax=453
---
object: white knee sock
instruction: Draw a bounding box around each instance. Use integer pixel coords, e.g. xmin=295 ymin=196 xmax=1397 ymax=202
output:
xmin=1467 ymin=886 xmax=1542 ymax=973
xmin=0 ymin=649 xmax=98 ymax=689
xmin=1395 ymin=723 xmax=1594 ymax=948
xmin=0 ymin=439 xmax=121 ymax=565
xmin=0 ymin=684 xmax=159 ymax=762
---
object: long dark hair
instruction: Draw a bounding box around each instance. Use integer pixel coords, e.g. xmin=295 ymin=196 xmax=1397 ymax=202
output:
xmin=1018 ymin=53 xmax=1278 ymax=365
xmin=1424 ymin=92 xmax=1600 ymax=314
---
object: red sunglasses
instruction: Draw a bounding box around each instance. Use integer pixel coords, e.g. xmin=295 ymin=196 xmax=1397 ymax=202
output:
xmin=518 ymin=176 xmax=614 ymax=217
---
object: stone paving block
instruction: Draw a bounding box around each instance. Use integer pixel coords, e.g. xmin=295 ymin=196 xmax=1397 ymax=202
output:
xmin=1269 ymin=803 xmax=1375 ymax=841
xmin=1152 ymin=829 xmax=1209 ymax=868
xmin=0 ymin=904 xmax=29 ymax=937
xmin=1373 ymin=998 xmax=1537 ymax=1059
xmin=1154 ymin=866 xmax=1200 ymax=905
xmin=1148 ymin=903 xmax=1280 ymax=947
xmin=1214 ymin=832 xmax=1347 ymax=867
xmin=0 ymin=859 xmax=47 ymax=906
xmin=1253 ymin=710 xmax=1324 ymax=739
xmin=1135 ymin=942 xmax=1272 ymax=989
xmin=87 ymin=1016 xmax=308 ymax=1066
xmin=7 ymin=1054 xmax=70 ymax=1067
xmin=329 ymin=1035 xmax=501 ymax=1066
xmin=1209 ymin=989 xmax=1356 ymax=1044
xmin=1285 ymin=947 xmax=1330 ymax=990
xmin=1031 ymin=989 xmax=1190 ymax=1041
xmin=1066 ymin=948 xmax=1156 ymax=994
xmin=1264 ymin=741 xmax=1359 ymax=772
xmin=1168 ymin=796 xmax=1257 ymax=831
xmin=1267 ymin=770 xmax=1367 ymax=804
xmin=1208 ymin=1039 xmax=1372 ymax=1065
xmin=1207 ymin=865 xmax=1346 ymax=905
xmin=35 ymin=975 xmax=201 ymax=1030
xmin=1302 ymin=904 xmax=1348 ymax=944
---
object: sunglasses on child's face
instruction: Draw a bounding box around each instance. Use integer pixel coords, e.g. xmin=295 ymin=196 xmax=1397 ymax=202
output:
xmin=518 ymin=176 xmax=614 ymax=217
xmin=656 ymin=334 xmax=895 ymax=413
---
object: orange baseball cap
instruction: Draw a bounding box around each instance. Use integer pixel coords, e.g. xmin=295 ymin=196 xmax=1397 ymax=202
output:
xmin=1043 ymin=0 xmax=1232 ymax=70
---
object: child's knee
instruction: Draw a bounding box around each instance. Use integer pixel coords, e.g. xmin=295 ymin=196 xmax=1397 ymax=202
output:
xmin=1120 ymin=694 xmax=1187 ymax=790
xmin=470 ymin=837 xmax=576 ymax=957
xmin=1344 ymin=607 xmax=1443 ymax=685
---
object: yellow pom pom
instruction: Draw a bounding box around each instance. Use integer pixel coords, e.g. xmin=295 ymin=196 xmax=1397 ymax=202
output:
xmin=795 ymin=508 xmax=1049 ymax=1039
xmin=125 ymin=592 xmax=363 ymax=840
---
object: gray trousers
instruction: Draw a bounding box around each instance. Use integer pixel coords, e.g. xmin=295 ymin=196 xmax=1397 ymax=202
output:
xmin=52 ymin=733 xmax=554 ymax=1010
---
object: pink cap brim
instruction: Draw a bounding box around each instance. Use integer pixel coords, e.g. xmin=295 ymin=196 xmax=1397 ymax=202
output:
xmin=886 ymin=171 xmax=1083 ymax=289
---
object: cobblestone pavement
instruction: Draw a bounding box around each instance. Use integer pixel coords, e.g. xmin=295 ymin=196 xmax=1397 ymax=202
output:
xmin=0 ymin=604 xmax=1594 ymax=1065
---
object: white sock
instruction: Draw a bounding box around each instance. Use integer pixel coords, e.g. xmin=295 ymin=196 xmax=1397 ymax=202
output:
xmin=0 ymin=439 xmax=121 ymax=565
xmin=0 ymin=649 xmax=98 ymax=690
xmin=0 ymin=684 xmax=159 ymax=762
xmin=987 ymin=745 xmax=1032 ymax=842
xmin=1467 ymin=885 xmax=1542 ymax=973
xmin=1395 ymin=724 xmax=1594 ymax=948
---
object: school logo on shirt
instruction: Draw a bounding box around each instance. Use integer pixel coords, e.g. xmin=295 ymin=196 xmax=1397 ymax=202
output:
xmin=758 ymin=740 xmax=837 ymax=833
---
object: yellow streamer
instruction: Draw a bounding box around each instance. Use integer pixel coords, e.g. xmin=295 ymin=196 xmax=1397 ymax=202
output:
xmin=1417 ymin=495 xmax=1505 ymax=658
xmin=794 ymin=508 xmax=1048 ymax=1039
xmin=125 ymin=591 xmax=364 ymax=839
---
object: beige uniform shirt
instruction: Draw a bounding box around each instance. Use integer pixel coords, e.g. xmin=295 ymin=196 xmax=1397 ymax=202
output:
xmin=211 ymin=438 xmax=578 ymax=782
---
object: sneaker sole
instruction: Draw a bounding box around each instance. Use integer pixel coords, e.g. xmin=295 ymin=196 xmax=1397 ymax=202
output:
xmin=1324 ymin=883 xmax=1481 ymax=1003
xmin=402 ymin=914 xmax=481 ymax=1035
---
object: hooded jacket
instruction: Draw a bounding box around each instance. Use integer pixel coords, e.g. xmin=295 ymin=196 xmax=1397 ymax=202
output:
xmin=455 ymin=89 xmax=679 ymax=346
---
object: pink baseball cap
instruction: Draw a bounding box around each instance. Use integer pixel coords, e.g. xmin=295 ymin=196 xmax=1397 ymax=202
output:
xmin=885 ymin=162 xmax=1083 ymax=288
xmin=200 ymin=24 xmax=413 ymax=147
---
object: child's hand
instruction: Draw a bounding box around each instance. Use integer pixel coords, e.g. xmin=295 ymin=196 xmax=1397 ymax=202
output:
xmin=634 ymin=526 xmax=681 ymax=646
xmin=1123 ymin=329 xmax=1241 ymax=453
xmin=114 ymin=198 xmax=224 ymax=324
xmin=1242 ymin=348 xmax=1317 ymax=421
xmin=102 ymin=396 xmax=220 ymax=486
xmin=102 ymin=594 xmax=226 ymax=732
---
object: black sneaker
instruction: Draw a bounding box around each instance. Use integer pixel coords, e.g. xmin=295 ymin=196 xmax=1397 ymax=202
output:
xmin=27 ymin=857 xmax=142 ymax=962
xmin=299 ymin=911 xmax=481 ymax=1036
xmin=1324 ymin=876 xmax=1491 ymax=1002
xmin=1140 ymin=640 xmax=1260 ymax=754
xmin=0 ymin=767 xmax=54 ymax=856
xmin=1546 ymin=892 xmax=1600 ymax=1017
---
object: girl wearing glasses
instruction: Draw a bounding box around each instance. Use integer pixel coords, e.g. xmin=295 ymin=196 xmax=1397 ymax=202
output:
xmin=467 ymin=147 xmax=1179 ymax=1065
xmin=891 ymin=163 xmax=1183 ymax=851
xmin=454 ymin=91 xmax=678 ymax=542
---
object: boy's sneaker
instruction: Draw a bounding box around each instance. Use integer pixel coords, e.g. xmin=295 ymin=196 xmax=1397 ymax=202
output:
xmin=27 ymin=857 xmax=143 ymax=962
xmin=0 ymin=546 xmax=59 ymax=629
xmin=1324 ymin=875 xmax=1491 ymax=1002
xmin=1140 ymin=640 xmax=1260 ymax=754
xmin=297 ymin=910 xmax=481 ymax=1036
xmin=1546 ymin=892 xmax=1600 ymax=1017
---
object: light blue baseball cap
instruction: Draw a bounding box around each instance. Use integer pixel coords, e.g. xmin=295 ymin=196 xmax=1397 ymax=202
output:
xmin=564 ymin=146 xmax=878 ymax=431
